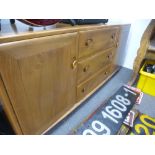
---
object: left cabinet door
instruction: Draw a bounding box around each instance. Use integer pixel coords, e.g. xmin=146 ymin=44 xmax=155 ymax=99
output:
xmin=0 ymin=32 xmax=78 ymax=134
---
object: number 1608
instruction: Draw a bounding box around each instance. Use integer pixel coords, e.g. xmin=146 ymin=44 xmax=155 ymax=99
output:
xmin=83 ymin=94 xmax=131 ymax=135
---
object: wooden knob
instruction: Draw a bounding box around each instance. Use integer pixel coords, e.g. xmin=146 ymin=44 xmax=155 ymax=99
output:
xmin=111 ymin=34 xmax=115 ymax=39
xmin=104 ymin=71 xmax=108 ymax=75
xmin=107 ymin=53 xmax=113 ymax=59
xmin=81 ymin=88 xmax=85 ymax=93
xmin=85 ymin=39 xmax=93 ymax=46
xmin=83 ymin=65 xmax=89 ymax=72
xmin=111 ymin=34 xmax=119 ymax=47
xmin=107 ymin=55 xmax=110 ymax=59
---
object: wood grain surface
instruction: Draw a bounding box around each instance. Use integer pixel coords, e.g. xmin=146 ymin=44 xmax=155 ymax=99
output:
xmin=0 ymin=24 xmax=121 ymax=134
xmin=0 ymin=32 xmax=78 ymax=134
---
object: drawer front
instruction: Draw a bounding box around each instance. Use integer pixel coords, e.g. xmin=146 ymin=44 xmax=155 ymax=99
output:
xmin=78 ymin=27 xmax=120 ymax=58
xmin=77 ymin=64 xmax=112 ymax=101
xmin=77 ymin=47 xmax=116 ymax=84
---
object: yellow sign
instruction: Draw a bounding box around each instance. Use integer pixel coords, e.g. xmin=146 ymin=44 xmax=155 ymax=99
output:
xmin=129 ymin=114 xmax=155 ymax=135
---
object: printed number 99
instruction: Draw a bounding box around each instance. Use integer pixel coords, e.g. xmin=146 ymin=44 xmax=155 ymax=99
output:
xmin=83 ymin=120 xmax=111 ymax=135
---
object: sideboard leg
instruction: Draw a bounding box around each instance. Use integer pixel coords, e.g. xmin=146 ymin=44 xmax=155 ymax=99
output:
xmin=10 ymin=19 xmax=15 ymax=24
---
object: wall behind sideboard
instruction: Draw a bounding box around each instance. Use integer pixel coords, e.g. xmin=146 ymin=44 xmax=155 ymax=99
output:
xmin=108 ymin=19 xmax=151 ymax=69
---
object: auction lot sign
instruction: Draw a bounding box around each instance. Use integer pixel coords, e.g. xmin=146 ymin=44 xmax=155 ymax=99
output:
xmin=72 ymin=85 xmax=140 ymax=135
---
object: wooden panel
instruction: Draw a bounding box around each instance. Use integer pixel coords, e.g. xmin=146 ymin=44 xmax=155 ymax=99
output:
xmin=78 ymin=27 xmax=119 ymax=58
xmin=77 ymin=64 xmax=112 ymax=102
xmin=129 ymin=19 xmax=155 ymax=85
xmin=0 ymin=32 xmax=78 ymax=134
xmin=77 ymin=47 xmax=116 ymax=84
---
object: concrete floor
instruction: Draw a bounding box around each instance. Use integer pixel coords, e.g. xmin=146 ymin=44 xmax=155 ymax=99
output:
xmin=46 ymin=67 xmax=155 ymax=135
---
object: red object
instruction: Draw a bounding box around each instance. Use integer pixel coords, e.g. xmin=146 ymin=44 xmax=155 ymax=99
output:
xmin=17 ymin=19 xmax=62 ymax=27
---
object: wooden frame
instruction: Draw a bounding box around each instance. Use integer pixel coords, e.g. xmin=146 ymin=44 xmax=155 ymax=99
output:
xmin=128 ymin=19 xmax=155 ymax=85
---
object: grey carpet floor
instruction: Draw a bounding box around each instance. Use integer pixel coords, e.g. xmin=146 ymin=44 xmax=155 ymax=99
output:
xmin=135 ymin=94 xmax=155 ymax=118
xmin=46 ymin=67 xmax=155 ymax=135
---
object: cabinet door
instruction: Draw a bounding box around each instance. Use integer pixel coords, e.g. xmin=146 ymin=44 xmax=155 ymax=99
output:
xmin=0 ymin=33 xmax=78 ymax=134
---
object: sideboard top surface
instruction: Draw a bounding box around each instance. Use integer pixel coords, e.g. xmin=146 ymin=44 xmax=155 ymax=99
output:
xmin=0 ymin=20 xmax=128 ymax=44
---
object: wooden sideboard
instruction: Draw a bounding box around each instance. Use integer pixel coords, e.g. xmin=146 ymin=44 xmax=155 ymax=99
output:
xmin=0 ymin=23 xmax=121 ymax=134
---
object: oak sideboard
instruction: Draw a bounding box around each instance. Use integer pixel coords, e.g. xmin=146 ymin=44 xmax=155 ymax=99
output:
xmin=0 ymin=23 xmax=121 ymax=134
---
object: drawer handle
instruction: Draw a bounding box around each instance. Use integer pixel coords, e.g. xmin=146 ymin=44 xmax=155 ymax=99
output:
xmin=107 ymin=53 xmax=113 ymax=59
xmin=111 ymin=34 xmax=115 ymax=39
xmin=83 ymin=65 xmax=89 ymax=72
xmin=72 ymin=60 xmax=77 ymax=70
xmin=107 ymin=55 xmax=110 ymax=59
xmin=111 ymin=33 xmax=119 ymax=47
xmin=104 ymin=71 xmax=108 ymax=75
xmin=81 ymin=88 xmax=85 ymax=93
xmin=85 ymin=38 xmax=93 ymax=46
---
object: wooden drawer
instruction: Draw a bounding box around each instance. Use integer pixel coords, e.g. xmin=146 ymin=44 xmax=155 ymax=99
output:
xmin=77 ymin=47 xmax=116 ymax=84
xmin=77 ymin=64 xmax=112 ymax=101
xmin=78 ymin=27 xmax=119 ymax=58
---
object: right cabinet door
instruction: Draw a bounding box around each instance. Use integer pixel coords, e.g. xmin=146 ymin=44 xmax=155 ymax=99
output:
xmin=0 ymin=32 xmax=78 ymax=134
